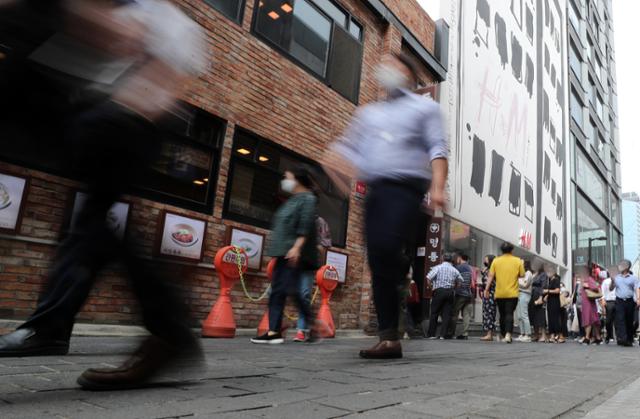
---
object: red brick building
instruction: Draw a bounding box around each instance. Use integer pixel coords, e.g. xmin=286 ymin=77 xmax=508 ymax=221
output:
xmin=0 ymin=0 xmax=446 ymax=330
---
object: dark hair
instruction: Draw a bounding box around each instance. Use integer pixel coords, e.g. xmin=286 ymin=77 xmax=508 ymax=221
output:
xmin=537 ymin=262 xmax=546 ymax=274
xmin=485 ymin=254 xmax=496 ymax=267
xmin=393 ymin=52 xmax=420 ymax=86
xmin=575 ymin=265 xmax=590 ymax=277
xmin=443 ymin=252 xmax=454 ymax=263
xmin=524 ymin=260 xmax=532 ymax=272
xmin=620 ymin=259 xmax=632 ymax=271
xmin=500 ymin=242 xmax=515 ymax=254
xmin=287 ymin=166 xmax=315 ymax=191
xmin=460 ymin=254 xmax=470 ymax=262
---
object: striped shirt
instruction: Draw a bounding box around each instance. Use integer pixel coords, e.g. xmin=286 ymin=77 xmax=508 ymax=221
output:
xmin=427 ymin=262 xmax=463 ymax=290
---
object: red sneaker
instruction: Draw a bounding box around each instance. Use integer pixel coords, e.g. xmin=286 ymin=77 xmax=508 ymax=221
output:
xmin=293 ymin=330 xmax=306 ymax=342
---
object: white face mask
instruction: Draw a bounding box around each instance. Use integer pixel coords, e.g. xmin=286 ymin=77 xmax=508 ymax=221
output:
xmin=281 ymin=179 xmax=297 ymax=194
xmin=618 ymin=265 xmax=626 ymax=273
xmin=375 ymin=63 xmax=408 ymax=91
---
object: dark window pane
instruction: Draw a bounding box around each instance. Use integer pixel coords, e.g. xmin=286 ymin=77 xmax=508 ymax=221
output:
xmin=204 ymin=0 xmax=244 ymax=21
xmin=256 ymin=0 xmax=331 ymax=77
xmin=227 ymin=160 xmax=281 ymax=225
xmin=139 ymin=136 xmax=215 ymax=204
xmin=234 ymin=131 xmax=258 ymax=160
xmin=327 ymin=24 xmax=362 ymax=102
xmin=313 ymin=0 xmax=347 ymax=27
xmin=225 ymin=131 xmax=349 ymax=246
xmin=349 ymin=18 xmax=362 ymax=40
xmin=290 ymin=0 xmax=332 ymax=75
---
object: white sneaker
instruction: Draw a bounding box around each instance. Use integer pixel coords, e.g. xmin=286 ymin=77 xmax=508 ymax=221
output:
xmin=521 ymin=336 xmax=532 ymax=343
xmin=504 ymin=333 xmax=513 ymax=344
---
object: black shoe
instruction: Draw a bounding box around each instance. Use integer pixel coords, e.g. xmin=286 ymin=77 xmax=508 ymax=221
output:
xmin=0 ymin=328 xmax=69 ymax=357
xmin=443 ymin=335 xmax=454 ymax=340
xmin=77 ymin=336 xmax=202 ymax=391
xmin=456 ymin=335 xmax=468 ymax=340
xmin=250 ymin=332 xmax=284 ymax=345
xmin=359 ymin=340 xmax=402 ymax=359
xmin=621 ymin=341 xmax=633 ymax=347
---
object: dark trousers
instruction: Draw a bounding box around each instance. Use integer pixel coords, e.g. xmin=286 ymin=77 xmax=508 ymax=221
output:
xmin=427 ymin=288 xmax=455 ymax=338
xmin=20 ymin=102 xmax=193 ymax=347
xmin=268 ymin=257 xmax=314 ymax=333
xmin=365 ymin=179 xmax=426 ymax=341
xmin=615 ymin=298 xmax=636 ymax=344
xmin=605 ymin=301 xmax=616 ymax=340
xmin=497 ymin=298 xmax=518 ymax=337
xmin=448 ymin=295 xmax=472 ymax=337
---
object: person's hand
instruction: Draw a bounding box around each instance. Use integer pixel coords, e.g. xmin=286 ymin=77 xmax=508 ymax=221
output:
xmin=285 ymin=246 xmax=301 ymax=267
xmin=484 ymin=289 xmax=490 ymax=299
xmin=427 ymin=186 xmax=447 ymax=211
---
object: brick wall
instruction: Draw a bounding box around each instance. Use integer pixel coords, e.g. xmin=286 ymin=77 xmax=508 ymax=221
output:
xmin=382 ymin=0 xmax=437 ymax=54
xmin=0 ymin=0 xmax=438 ymax=331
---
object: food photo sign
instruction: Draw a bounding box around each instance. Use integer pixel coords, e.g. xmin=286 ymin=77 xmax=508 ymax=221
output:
xmin=228 ymin=227 xmax=264 ymax=271
xmin=157 ymin=211 xmax=207 ymax=262
xmin=325 ymin=250 xmax=348 ymax=284
xmin=0 ymin=172 xmax=29 ymax=234
xmin=69 ymin=191 xmax=130 ymax=240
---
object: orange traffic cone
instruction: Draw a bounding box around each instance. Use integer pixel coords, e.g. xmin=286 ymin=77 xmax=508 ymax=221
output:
xmin=202 ymin=246 xmax=248 ymax=338
xmin=256 ymin=258 xmax=277 ymax=336
xmin=315 ymin=265 xmax=339 ymax=338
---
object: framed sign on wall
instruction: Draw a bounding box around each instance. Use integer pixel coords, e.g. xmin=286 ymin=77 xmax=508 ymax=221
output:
xmin=156 ymin=211 xmax=208 ymax=262
xmin=227 ymin=226 xmax=265 ymax=271
xmin=0 ymin=172 xmax=29 ymax=234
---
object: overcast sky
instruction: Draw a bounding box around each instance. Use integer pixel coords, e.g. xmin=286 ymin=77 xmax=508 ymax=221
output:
xmin=417 ymin=0 xmax=637 ymax=195
xmin=612 ymin=1 xmax=638 ymax=195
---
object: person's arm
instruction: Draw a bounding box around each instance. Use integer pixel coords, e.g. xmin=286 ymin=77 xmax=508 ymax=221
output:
xmin=484 ymin=263 xmax=496 ymax=298
xmin=423 ymin=104 xmax=448 ymax=210
xmin=610 ymin=277 xmax=616 ymax=292
xmin=322 ymin=112 xmax=366 ymax=198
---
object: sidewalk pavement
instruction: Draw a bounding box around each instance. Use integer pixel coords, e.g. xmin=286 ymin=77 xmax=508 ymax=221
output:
xmin=0 ymin=335 xmax=638 ymax=419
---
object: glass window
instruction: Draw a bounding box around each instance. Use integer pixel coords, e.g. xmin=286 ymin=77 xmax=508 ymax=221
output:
xmin=586 ymin=37 xmax=593 ymax=62
xmin=255 ymin=0 xmax=331 ymax=76
xmin=587 ymin=119 xmax=596 ymax=150
xmin=137 ymin=103 xmax=225 ymax=212
xmin=313 ymin=0 xmax=347 ymax=27
xmin=611 ymin=227 xmax=621 ymax=265
xmin=570 ymin=89 xmax=584 ymax=128
xmin=254 ymin=0 xmax=364 ymax=103
xmin=205 ymin=0 xmax=245 ymax=22
xmin=575 ymin=193 xmax=610 ymax=267
xmin=224 ymin=129 xmax=349 ymax=246
xmin=349 ymin=18 xmax=363 ymax=40
xmin=569 ymin=0 xmax=580 ymax=31
xmin=576 ymin=148 xmax=606 ymax=209
xmin=596 ymin=93 xmax=604 ymax=120
xmin=569 ymin=42 xmax=582 ymax=80
xmin=610 ymin=190 xmax=620 ymax=226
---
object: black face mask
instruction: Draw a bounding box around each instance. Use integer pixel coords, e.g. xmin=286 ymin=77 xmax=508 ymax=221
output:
xmin=483 ymin=262 xmax=489 ymax=267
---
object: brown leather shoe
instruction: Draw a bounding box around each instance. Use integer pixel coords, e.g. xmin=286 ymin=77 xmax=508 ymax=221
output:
xmin=77 ymin=336 xmax=200 ymax=391
xmin=359 ymin=340 xmax=402 ymax=359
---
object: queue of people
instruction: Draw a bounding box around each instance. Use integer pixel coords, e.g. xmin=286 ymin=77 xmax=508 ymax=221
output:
xmin=424 ymin=245 xmax=640 ymax=347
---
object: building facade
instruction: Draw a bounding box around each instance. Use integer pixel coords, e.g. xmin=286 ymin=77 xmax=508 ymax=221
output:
xmin=622 ymin=192 xmax=640 ymax=263
xmin=0 ymin=0 xmax=445 ymax=329
xmin=567 ymin=0 xmax=623 ymax=269
xmin=437 ymin=0 xmax=572 ymax=280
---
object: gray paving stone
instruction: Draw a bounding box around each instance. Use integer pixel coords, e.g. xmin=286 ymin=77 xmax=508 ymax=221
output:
xmin=473 ymin=403 xmax=552 ymax=419
xmin=248 ymin=400 xmax=350 ymax=418
xmin=399 ymin=393 xmax=507 ymax=417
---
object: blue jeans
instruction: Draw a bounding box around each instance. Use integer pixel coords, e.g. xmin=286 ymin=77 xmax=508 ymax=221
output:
xmin=268 ymin=258 xmax=314 ymax=332
xmin=297 ymin=271 xmax=315 ymax=330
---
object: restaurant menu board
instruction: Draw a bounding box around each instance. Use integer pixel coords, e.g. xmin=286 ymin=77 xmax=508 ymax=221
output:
xmin=70 ymin=191 xmax=130 ymax=240
xmin=158 ymin=212 xmax=207 ymax=261
xmin=325 ymin=250 xmax=348 ymax=284
xmin=229 ymin=228 xmax=264 ymax=271
xmin=0 ymin=173 xmax=28 ymax=233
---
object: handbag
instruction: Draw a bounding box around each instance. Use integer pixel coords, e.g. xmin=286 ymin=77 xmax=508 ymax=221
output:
xmin=408 ymin=280 xmax=420 ymax=304
xmin=585 ymin=288 xmax=603 ymax=300
xmin=560 ymin=292 xmax=571 ymax=308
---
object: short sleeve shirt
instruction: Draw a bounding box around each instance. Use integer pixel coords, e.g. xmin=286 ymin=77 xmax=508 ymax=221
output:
xmin=490 ymin=254 xmax=525 ymax=299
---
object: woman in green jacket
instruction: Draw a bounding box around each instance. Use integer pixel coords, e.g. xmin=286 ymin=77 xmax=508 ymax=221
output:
xmin=251 ymin=167 xmax=319 ymax=344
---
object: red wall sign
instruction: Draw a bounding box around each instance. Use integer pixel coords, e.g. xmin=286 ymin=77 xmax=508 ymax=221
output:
xmin=355 ymin=181 xmax=367 ymax=197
